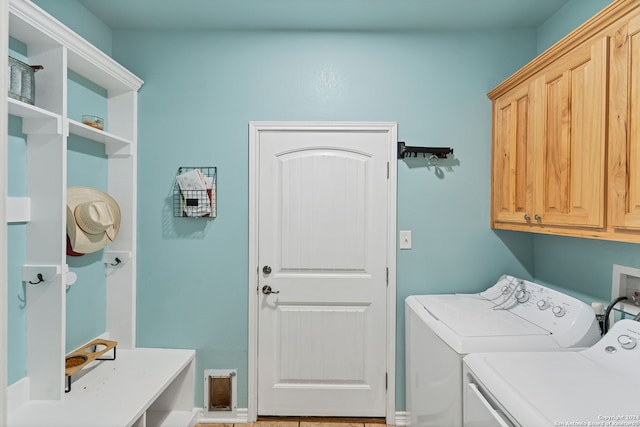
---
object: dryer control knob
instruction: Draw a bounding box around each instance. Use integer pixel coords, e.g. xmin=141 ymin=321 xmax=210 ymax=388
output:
xmin=618 ymin=334 xmax=637 ymax=350
xmin=537 ymin=300 xmax=550 ymax=310
xmin=515 ymin=289 xmax=530 ymax=303
xmin=552 ymin=306 xmax=566 ymax=317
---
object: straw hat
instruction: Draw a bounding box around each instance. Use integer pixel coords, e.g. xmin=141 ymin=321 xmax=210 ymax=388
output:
xmin=66 ymin=187 xmax=121 ymax=255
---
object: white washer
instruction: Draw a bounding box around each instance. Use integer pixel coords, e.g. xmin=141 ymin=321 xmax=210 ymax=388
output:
xmin=463 ymin=319 xmax=640 ymax=426
xmin=405 ymin=274 xmax=601 ymax=427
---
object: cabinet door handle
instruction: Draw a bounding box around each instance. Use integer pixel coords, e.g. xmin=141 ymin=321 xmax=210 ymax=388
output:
xmin=524 ymin=214 xmax=530 ymax=221
xmin=534 ymin=214 xmax=541 ymax=221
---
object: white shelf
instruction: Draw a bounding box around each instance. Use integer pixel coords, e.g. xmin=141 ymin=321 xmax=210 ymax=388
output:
xmin=68 ymin=119 xmax=132 ymax=156
xmin=7 ymin=97 xmax=62 ymax=134
xmin=7 ymin=97 xmax=59 ymax=121
xmin=8 ymin=348 xmax=196 ymax=427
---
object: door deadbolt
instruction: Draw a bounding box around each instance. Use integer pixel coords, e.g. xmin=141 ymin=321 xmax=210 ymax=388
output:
xmin=262 ymin=265 xmax=272 ymax=274
xmin=262 ymin=285 xmax=279 ymax=295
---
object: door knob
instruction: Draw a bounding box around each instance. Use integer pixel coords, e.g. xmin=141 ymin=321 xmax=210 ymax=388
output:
xmin=262 ymin=265 xmax=272 ymax=274
xmin=262 ymin=285 xmax=279 ymax=295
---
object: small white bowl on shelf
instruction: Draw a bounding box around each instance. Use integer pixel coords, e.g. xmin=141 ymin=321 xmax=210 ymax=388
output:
xmin=81 ymin=115 xmax=104 ymax=130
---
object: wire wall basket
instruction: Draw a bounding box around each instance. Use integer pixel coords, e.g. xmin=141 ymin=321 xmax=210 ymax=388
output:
xmin=173 ymin=166 xmax=217 ymax=218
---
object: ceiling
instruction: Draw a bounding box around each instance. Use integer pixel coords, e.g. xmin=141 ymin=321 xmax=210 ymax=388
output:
xmin=78 ymin=0 xmax=572 ymax=32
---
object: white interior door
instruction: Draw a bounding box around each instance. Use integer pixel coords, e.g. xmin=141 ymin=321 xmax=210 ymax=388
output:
xmin=254 ymin=124 xmax=394 ymax=417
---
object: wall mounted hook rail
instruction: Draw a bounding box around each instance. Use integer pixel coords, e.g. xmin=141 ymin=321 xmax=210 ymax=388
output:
xmin=397 ymin=141 xmax=454 ymax=159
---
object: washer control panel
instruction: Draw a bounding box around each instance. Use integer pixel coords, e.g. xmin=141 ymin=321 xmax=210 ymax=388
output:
xmin=479 ymin=275 xmax=600 ymax=347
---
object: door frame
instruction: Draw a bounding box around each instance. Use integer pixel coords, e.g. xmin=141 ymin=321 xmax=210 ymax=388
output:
xmin=248 ymin=121 xmax=397 ymax=424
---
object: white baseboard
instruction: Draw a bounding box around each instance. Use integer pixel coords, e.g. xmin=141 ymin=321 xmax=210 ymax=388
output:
xmin=393 ymin=411 xmax=409 ymax=426
xmin=197 ymin=409 xmax=407 ymax=425
xmin=197 ymin=407 xmax=249 ymax=424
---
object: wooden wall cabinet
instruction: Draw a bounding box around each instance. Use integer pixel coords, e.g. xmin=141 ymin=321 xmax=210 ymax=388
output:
xmin=490 ymin=0 xmax=640 ymax=243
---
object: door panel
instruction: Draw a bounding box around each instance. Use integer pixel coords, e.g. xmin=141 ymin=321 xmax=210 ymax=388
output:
xmin=277 ymin=304 xmax=367 ymax=383
xmin=492 ymin=83 xmax=533 ymax=224
xmin=539 ymin=37 xmax=607 ymax=227
xmin=279 ymin=149 xmax=368 ymax=271
xmin=257 ymin=129 xmax=389 ymax=416
xmin=610 ymin=15 xmax=640 ymax=229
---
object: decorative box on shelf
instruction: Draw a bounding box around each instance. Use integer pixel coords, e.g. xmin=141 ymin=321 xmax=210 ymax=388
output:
xmin=173 ymin=166 xmax=217 ymax=218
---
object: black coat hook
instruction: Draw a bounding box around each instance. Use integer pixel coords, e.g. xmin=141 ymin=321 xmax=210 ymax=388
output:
xmin=29 ymin=273 xmax=44 ymax=284
xmin=110 ymin=257 xmax=122 ymax=266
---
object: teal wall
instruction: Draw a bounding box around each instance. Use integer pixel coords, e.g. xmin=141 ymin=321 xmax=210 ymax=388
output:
xmin=65 ymin=135 xmax=110 ymax=353
xmin=11 ymin=0 xmax=631 ymax=414
xmin=111 ymin=28 xmax=537 ymax=408
xmin=536 ymin=0 xmax=612 ymax=53
xmin=534 ymin=235 xmax=640 ymax=304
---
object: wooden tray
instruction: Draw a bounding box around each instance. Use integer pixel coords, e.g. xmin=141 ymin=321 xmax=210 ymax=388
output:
xmin=65 ymin=338 xmax=117 ymax=377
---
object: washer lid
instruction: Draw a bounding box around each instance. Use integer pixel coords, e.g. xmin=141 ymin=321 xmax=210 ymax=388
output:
xmin=416 ymin=294 xmax=549 ymax=337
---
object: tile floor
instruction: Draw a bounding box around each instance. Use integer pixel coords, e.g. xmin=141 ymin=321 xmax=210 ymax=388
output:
xmin=198 ymin=418 xmax=391 ymax=427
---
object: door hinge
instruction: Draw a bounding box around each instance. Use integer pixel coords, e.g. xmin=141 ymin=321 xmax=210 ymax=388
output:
xmin=387 ymin=162 xmax=389 ymax=179
xmin=386 ymin=267 xmax=389 ymax=286
xmin=385 ymin=372 xmax=388 ymax=390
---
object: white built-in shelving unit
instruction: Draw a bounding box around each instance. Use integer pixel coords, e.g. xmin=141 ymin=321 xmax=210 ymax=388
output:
xmin=4 ymin=1 xmax=197 ymax=425
xmin=2 ymin=1 xmax=9 ymax=425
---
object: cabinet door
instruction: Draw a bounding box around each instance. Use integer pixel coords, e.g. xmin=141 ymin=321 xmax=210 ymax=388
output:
xmin=491 ymin=82 xmax=535 ymax=225
xmin=609 ymin=15 xmax=640 ymax=230
xmin=536 ymin=36 xmax=608 ymax=228
xmin=535 ymin=37 xmax=608 ymax=227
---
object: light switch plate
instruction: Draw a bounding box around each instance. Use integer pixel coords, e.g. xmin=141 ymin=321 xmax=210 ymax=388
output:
xmin=400 ymin=230 xmax=412 ymax=249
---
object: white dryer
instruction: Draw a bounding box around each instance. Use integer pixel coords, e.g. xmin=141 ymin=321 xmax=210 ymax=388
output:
xmin=405 ymin=275 xmax=601 ymax=427
xmin=463 ymin=319 xmax=640 ymax=426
